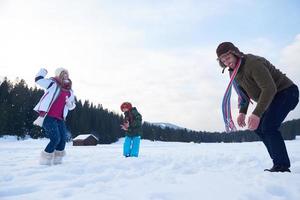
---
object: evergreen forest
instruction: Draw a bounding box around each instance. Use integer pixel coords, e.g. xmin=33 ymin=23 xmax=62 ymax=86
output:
xmin=1 ymin=78 xmax=299 ymax=144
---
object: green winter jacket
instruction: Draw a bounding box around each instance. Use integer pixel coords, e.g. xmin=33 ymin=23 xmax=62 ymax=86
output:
xmin=235 ymin=54 xmax=294 ymax=117
xmin=124 ymin=107 xmax=143 ymax=137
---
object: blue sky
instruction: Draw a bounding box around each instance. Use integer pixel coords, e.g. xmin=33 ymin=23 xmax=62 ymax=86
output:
xmin=97 ymin=0 xmax=300 ymax=48
xmin=0 ymin=0 xmax=299 ymax=132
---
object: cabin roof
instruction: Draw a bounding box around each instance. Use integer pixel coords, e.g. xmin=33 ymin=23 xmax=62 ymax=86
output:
xmin=73 ymin=134 xmax=98 ymax=141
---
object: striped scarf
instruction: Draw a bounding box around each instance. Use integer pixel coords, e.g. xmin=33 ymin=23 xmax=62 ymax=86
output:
xmin=222 ymin=58 xmax=243 ymax=132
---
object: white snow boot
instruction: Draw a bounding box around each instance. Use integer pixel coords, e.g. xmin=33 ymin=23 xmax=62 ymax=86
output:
xmin=39 ymin=151 xmax=54 ymax=165
xmin=53 ymin=150 xmax=66 ymax=165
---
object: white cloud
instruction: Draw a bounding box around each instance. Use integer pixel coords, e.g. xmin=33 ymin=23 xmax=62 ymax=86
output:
xmin=279 ymin=35 xmax=300 ymax=121
xmin=279 ymin=34 xmax=300 ymax=84
xmin=73 ymin=46 xmax=227 ymax=132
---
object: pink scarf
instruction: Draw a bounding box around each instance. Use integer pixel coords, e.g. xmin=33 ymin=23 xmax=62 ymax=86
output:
xmin=222 ymin=58 xmax=242 ymax=132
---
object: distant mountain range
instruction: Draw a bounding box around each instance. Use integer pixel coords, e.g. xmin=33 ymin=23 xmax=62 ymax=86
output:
xmin=149 ymin=122 xmax=187 ymax=130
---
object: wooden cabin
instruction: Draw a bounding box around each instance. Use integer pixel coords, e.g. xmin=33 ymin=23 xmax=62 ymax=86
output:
xmin=73 ymin=134 xmax=99 ymax=146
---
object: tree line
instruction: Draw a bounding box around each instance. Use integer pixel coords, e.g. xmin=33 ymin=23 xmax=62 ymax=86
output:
xmin=0 ymin=77 xmax=299 ymax=144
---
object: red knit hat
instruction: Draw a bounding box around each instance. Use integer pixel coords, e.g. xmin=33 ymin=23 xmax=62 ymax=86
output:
xmin=120 ymin=102 xmax=132 ymax=111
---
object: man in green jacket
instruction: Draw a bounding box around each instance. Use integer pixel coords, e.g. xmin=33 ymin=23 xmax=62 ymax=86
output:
xmin=216 ymin=42 xmax=299 ymax=172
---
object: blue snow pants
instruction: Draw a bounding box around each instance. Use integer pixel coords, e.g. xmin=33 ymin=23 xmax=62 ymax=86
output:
xmin=43 ymin=116 xmax=67 ymax=153
xmin=123 ymin=136 xmax=141 ymax=157
xmin=255 ymin=84 xmax=299 ymax=168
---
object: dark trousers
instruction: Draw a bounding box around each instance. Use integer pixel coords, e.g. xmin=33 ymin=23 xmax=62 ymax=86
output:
xmin=255 ymin=84 xmax=299 ymax=168
xmin=43 ymin=116 xmax=67 ymax=153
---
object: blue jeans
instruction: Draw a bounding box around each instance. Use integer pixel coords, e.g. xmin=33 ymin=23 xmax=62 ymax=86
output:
xmin=255 ymin=84 xmax=299 ymax=168
xmin=43 ymin=116 xmax=67 ymax=153
xmin=123 ymin=136 xmax=141 ymax=157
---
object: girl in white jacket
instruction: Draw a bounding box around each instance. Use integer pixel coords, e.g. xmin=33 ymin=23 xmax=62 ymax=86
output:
xmin=34 ymin=68 xmax=76 ymax=165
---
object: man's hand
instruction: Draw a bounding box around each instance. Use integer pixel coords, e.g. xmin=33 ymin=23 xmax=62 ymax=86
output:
xmin=237 ymin=113 xmax=246 ymax=127
xmin=248 ymin=114 xmax=260 ymax=131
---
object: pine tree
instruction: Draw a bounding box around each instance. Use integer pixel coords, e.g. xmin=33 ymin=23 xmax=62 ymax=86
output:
xmin=0 ymin=78 xmax=12 ymax=134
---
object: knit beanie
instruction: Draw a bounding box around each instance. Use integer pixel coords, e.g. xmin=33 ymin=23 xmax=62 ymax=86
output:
xmin=216 ymin=42 xmax=244 ymax=71
xmin=120 ymin=102 xmax=132 ymax=111
xmin=55 ymin=67 xmax=69 ymax=78
xmin=217 ymin=42 xmax=242 ymax=58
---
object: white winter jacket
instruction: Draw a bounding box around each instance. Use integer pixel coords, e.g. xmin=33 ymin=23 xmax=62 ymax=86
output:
xmin=33 ymin=68 xmax=76 ymax=120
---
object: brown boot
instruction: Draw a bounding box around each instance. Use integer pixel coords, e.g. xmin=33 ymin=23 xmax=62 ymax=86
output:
xmin=264 ymin=165 xmax=291 ymax=172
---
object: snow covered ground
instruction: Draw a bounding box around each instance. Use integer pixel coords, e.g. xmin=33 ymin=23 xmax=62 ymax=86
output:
xmin=1 ymin=136 xmax=300 ymax=200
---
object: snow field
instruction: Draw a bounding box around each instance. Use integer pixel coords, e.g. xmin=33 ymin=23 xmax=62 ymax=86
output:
xmin=1 ymin=137 xmax=300 ymax=200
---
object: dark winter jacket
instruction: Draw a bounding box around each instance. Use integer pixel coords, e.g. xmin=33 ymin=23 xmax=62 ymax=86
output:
xmin=124 ymin=107 xmax=142 ymax=137
xmin=234 ymin=54 xmax=294 ymax=117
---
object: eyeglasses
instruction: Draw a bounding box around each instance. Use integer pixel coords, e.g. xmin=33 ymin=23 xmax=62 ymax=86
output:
xmin=217 ymin=52 xmax=232 ymax=63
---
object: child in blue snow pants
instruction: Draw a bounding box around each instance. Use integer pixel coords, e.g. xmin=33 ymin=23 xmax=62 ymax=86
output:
xmin=123 ymin=136 xmax=141 ymax=157
xmin=120 ymin=102 xmax=143 ymax=158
